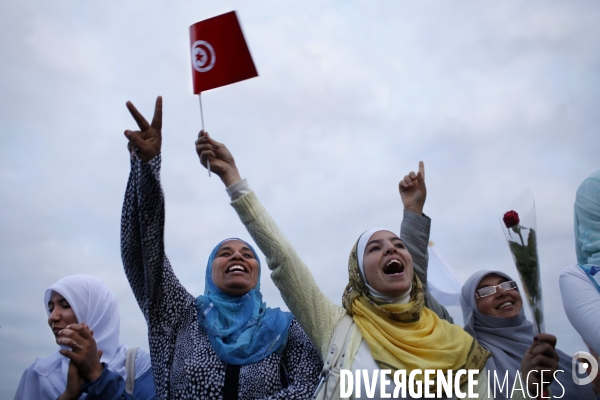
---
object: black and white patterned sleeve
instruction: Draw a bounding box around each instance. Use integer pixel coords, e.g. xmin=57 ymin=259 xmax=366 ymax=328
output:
xmin=120 ymin=154 xmax=194 ymax=329
xmin=265 ymin=320 xmax=322 ymax=400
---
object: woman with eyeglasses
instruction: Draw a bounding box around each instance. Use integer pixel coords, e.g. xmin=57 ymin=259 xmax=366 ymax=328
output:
xmin=461 ymin=270 xmax=596 ymax=399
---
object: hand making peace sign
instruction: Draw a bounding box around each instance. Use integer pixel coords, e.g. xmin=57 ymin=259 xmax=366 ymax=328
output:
xmin=124 ymin=96 xmax=163 ymax=162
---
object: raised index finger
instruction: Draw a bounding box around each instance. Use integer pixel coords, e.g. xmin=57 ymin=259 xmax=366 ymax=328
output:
xmin=126 ymin=101 xmax=150 ymax=131
xmin=418 ymin=161 xmax=425 ymax=181
xmin=151 ymin=96 xmax=162 ymax=130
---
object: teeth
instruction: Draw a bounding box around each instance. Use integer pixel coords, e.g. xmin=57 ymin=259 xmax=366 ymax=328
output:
xmin=386 ymin=259 xmax=401 ymax=267
xmin=498 ymin=302 xmax=512 ymax=309
xmin=227 ymin=265 xmax=245 ymax=272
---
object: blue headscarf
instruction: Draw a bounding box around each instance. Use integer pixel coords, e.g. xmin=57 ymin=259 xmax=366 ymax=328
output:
xmin=575 ymin=169 xmax=600 ymax=292
xmin=194 ymin=238 xmax=293 ymax=365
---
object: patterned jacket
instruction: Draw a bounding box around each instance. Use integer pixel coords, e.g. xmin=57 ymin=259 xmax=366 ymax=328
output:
xmin=121 ymin=155 xmax=322 ymax=399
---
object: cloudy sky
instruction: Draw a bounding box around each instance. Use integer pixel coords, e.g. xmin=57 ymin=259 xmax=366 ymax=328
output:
xmin=1 ymin=0 xmax=599 ymax=397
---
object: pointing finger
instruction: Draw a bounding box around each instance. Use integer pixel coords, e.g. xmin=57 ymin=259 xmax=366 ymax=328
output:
xmin=151 ymin=96 xmax=162 ymax=131
xmin=126 ymin=101 xmax=150 ymax=131
xmin=418 ymin=161 xmax=425 ymax=181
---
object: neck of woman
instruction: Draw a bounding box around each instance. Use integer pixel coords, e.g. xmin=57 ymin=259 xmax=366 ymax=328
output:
xmin=367 ymin=284 xmax=412 ymax=304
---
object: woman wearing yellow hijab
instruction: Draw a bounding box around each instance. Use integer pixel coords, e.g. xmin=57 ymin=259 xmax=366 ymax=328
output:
xmin=196 ymin=134 xmax=534 ymax=399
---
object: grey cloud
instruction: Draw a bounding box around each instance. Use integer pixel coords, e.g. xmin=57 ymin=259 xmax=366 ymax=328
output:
xmin=2 ymin=0 xmax=600 ymax=397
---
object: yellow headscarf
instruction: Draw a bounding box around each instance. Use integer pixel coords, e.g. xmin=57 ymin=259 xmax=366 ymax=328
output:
xmin=341 ymin=234 xmax=489 ymax=381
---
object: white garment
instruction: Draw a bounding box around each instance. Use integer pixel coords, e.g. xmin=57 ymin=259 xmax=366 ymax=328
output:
xmin=14 ymin=275 xmax=151 ymax=399
xmin=226 ymin=178 xmax=251 ymax=201
xmin=350 ymin=340 xmax=397 ymax=399
xmin=559 ymin=264 xmax=600 ymax=355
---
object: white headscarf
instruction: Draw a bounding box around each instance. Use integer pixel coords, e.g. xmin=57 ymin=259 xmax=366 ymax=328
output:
xmin=356 ymin=228 xmax=412 ymax=303
xmin=15 ymin=275 xmax=150 ymax=399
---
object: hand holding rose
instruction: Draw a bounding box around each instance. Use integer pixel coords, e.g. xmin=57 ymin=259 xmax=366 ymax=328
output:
xmin=520 ymin=334 xmax=559 ymax=396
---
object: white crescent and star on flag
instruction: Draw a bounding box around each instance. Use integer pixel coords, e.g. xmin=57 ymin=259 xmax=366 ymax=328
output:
xmin=192 ymin=40 xmax=216 ymax=72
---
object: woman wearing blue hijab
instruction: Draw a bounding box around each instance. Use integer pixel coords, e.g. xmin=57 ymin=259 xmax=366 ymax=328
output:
xmin=120 ymin=97 xmax=322 ymax=399
xmin=196 ymin=238 xmax=293 ymax=365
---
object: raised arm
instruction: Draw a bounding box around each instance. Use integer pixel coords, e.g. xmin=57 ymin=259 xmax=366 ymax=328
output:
xmin=398 ymin=161 xmax=453 ymax=321
xmin=560 ymin=265 xmax=600 ymax=355
xmin=120 ymin=96 xmax=194 ymax=328
xmin=195 ymin=133 xmax=345 ymax=358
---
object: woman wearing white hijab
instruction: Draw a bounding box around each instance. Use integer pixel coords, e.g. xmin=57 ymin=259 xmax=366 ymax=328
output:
xmin=560 ymin=169 xmax=600 ymax=356
xmin=14 ymin=275 xmax=155 ymax=400
xmin=461 ymin=270 xmax=596 ymax=399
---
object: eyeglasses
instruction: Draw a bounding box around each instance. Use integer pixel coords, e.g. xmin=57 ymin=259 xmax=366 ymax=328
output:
xmin=475 ymin=280 xmax=518 ymax=299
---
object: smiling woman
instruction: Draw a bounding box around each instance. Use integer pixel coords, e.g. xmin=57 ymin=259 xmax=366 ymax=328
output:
xmin=47 ymin=291 xmax=78 ymax=336
xmin=210 ymin=240 xmax=260 ymax=296
xmin=120 ymin=96 xmax=322 ymax=399
xmin=361 ymin=230 xmax=414 ymax=299
xmin=474 ymin=274 xmax=522 ymax=319
xmin=14 ymin=275 xmax=155 ymax=400
xmin=461 ymin=270 xmax=597 ymax=399
xmin=194 ymin=132 xmax=508 ymax=399
xmin=194 ymin=238 xmax=294 ymax=367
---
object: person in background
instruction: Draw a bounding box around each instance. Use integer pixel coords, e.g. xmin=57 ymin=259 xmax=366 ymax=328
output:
xmin=14 ymin=274 xmax=155 ymax=400
xmin=121 ymin=96 xmax=322 ymax=399
xmin=461 ymin=270 xmax=596 ymax=399
xmin=560 ymin=169 xmax=600 ymax=357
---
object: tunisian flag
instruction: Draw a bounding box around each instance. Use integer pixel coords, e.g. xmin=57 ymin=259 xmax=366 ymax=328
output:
xmin=190 ymin=11 xmax=258 ymax=94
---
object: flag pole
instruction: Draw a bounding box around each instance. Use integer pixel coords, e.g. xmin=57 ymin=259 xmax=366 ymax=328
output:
xmin=199 ymin=93 xmax=210 ymax=177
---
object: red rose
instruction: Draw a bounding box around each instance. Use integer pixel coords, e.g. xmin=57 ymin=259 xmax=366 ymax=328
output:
xmin=503 ymin=210 xmax=520 ymax=228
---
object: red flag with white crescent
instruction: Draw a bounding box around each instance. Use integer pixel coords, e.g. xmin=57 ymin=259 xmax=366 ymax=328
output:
xmin=189 ymin=11 xmax=258 ymax=94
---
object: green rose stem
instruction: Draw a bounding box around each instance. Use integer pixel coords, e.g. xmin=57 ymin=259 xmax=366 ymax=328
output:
xmin=511 ymin=225 xmax=526 ymax=247
xmin=507 ymin=226 xmax=543 ymax=333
